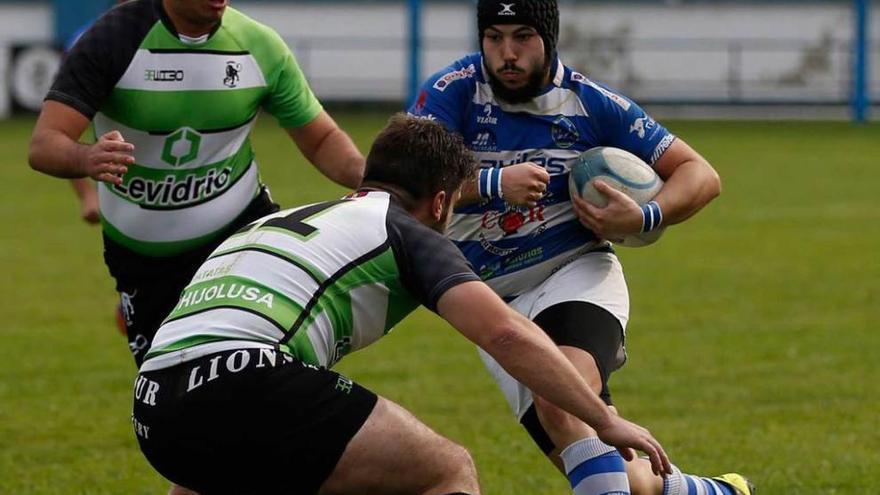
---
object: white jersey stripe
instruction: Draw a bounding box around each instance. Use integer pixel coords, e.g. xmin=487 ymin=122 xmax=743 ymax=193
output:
xmin=303 ymin=311 xmax=333 ymax=366
xmin=140 ymin=340 xmax=275 ymax=372
xmin=349 ymin=283 xmax=391 ymax=350
xmin=94 ymin=112 xmax=255 ymax=170
xmin=116 ymin=50 xmax=267 ymax=92
xmin=474 ymin=82 xmax=588 ymax=118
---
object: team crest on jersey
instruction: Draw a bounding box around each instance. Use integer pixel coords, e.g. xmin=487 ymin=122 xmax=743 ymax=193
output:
xmin=433 ymin=64 xmax=476 ymax=92
xmin=551 ymin=115 xmax=579 ymax=149
xmin=223 ymin=61 xmax=242 ymax=88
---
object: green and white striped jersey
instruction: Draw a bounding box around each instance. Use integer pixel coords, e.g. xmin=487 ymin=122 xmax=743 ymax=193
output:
xmin=140 ymin=191 xmax=480 ymax=371
xmin=47 ymin=0 xmax=322 ymax=256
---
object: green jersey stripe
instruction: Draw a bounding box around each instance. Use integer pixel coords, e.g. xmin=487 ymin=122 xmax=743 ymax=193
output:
xmin=100 ymin=212 xmax=236 ymax=256
xmin=282 ymin=241 xmax=392 ymax=343
xmin=102 ymin=87 xmax=266 ymax=131
xmin=145 ymin=334 xmax=278 ymax=360
xmin=146 ymin=113 xmax=256 ymax=135
xmin=144 ymin=334 xmax=231 ymax=358
xmin=294 ymin=249 xmax=400 ymax=343
xmin=288 ymin=330 xmax=321 ymax=365
xmin=383 ymin=275 xmax=419 ymax=334
xmin=209 ymin=244 xmax=327 ymax=285
xmin=160 ymin=305 xmax=289 ymax=336
xmin=167 ymin=275 xmax=303 ymax=328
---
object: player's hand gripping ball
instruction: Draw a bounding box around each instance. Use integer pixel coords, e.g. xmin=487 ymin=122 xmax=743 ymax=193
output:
xmin=569 ymin=147 xmax=665 ymax=247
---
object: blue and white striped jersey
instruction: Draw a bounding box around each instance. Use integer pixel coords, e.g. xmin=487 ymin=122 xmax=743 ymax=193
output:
xmin=408 ymin=53 xmax=676 ymax=298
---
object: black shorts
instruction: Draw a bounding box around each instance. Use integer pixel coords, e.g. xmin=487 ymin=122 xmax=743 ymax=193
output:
xmin=521 ymin=301 xmax=626 ymax=454
xmin=133 ymin=349 xmax=378 ymax=495
xmin=105 ymin=188 xmax=279 ymax=366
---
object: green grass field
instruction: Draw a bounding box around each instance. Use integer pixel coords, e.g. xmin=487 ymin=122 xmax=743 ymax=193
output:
xmin=1 ymin=112 xmax=878 ymax=494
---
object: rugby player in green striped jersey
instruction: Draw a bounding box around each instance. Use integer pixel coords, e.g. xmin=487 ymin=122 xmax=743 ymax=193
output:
xmin=132 ymin=114 xmax=671 ymax=495
xmin=29 ymin=0 xmax=365 ymax=372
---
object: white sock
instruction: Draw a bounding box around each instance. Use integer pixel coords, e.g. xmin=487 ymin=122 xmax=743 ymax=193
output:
xmin=560 ymin=437 xmax=630 ymax=495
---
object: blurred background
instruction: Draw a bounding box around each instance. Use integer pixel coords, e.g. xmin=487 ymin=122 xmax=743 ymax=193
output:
xmin=0 ymin=0 xmax=876 ymax=119
xmin=1 ymin=1 xmax=878 ymax=494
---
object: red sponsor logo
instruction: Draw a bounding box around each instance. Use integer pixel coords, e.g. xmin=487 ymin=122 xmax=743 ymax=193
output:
xmin=481 ymin=206 xmax=545 ymax=234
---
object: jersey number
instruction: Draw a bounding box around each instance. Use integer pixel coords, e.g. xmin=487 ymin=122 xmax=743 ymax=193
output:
xmin=237 ymin=199 xmax=349 ymax=238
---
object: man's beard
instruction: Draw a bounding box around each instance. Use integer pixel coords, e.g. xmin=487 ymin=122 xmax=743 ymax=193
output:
xmin=486 ymin=60 xmax=549 ymax=104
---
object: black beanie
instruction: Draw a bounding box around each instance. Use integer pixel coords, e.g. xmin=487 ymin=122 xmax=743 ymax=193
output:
xmin=477 ymin=0 xmax=560 ymax=63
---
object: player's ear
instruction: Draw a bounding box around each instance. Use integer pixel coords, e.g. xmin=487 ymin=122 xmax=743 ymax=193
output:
xmin=430 ymin=190 xmax=447 ymax=221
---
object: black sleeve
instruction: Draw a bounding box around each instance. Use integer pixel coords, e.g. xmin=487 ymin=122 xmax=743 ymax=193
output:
xmin=46 ymin=0 xmax=158 ymax=118
xmin=386 ymin=202 xmax=480 ymax=312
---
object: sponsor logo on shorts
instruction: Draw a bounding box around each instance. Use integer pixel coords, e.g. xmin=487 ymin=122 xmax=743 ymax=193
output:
xmin=120 ymin=290 xmax=136 ymax=327
xmin=134 ymin=374 xmax=160 ymax=406
xmin=335 ymin=375 xmax=354 ymax=394
xmin=433 ymin=64 xmax=476 ymax=92
xmin=132 ymin=415 xmax=151 ymax=439
xmin=185 ymin=349 xmax=297 ymax=393
xmin=129 ymin=334 xmax=149 ymax=357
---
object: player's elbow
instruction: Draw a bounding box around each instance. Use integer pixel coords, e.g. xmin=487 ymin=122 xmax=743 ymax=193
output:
xmin=27 ymin=136 xmax=47 ymax=173
xmin=706 ymin=167 xmax=721 ymax=200
xmin=482 ymin=317 xmax=529 ymax=355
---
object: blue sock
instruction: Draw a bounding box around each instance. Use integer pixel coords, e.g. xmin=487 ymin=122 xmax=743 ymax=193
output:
xmin=560 ymin=437 xmax=630 ymax=495
xmin=663 ymin=465 xmax=735 ymax=495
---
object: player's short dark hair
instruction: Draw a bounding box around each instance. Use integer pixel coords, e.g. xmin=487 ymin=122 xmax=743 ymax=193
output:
xmin=364 ymin=113 xmax=477 ymax=203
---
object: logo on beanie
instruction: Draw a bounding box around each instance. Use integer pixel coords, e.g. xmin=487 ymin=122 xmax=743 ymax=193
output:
xmin=499 ymin=3 xmax=516 ymax=15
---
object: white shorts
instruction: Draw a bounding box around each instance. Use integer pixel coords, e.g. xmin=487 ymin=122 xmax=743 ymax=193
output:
xmin=478 ymin=251 xmax=630 ymax=419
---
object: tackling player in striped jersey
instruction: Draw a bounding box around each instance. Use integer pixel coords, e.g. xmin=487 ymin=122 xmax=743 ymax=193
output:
xmin=132 ymin=114 xmax=672 ymax=495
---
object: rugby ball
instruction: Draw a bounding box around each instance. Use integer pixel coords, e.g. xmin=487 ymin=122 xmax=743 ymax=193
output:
xmin=569 ymin=147 xmax=665 ymax=247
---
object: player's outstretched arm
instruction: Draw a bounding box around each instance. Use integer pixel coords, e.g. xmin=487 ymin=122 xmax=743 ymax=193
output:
xmin=286 ymin=110 xmax=365 ymax=189
xmin=437 ymin=281 xmax=672 ymax=476
xmin=651 ymin=138 xmax=721 ymax=225
xmin=29 ymin=101 xmax=134 ymax=185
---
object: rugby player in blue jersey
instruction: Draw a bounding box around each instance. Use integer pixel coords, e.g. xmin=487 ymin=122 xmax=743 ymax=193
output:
xmin=408 ymin=1 xmax=752 ymax=495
